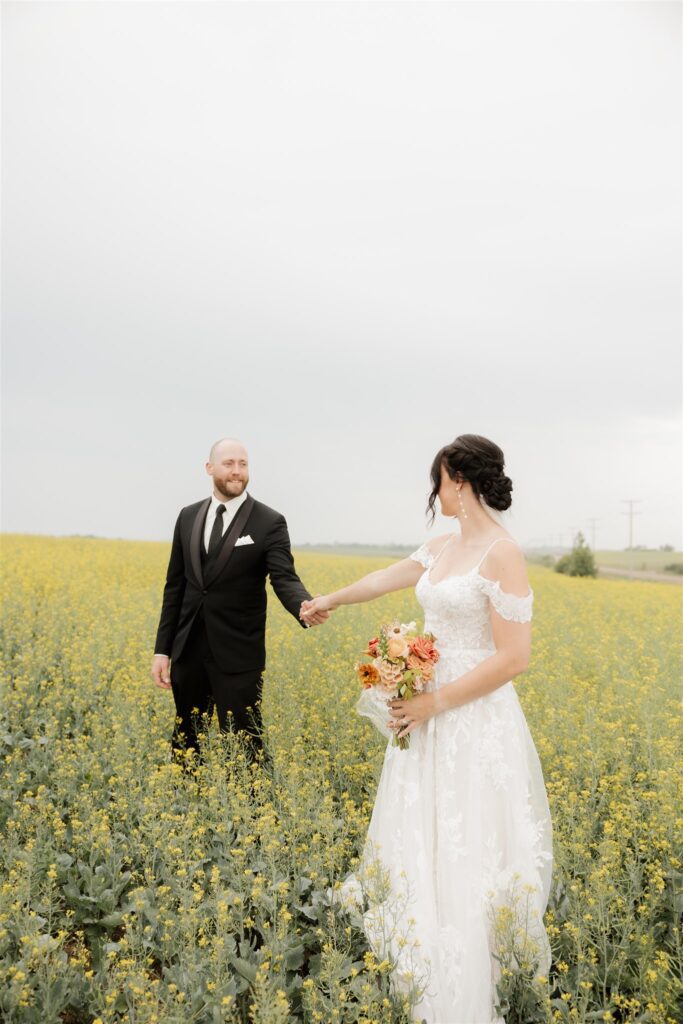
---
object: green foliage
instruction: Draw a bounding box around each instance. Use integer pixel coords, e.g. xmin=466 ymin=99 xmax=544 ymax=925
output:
xmin=1 ymin=537 xmax=681 ymax=1023
xmin=554 ymin=533 xmax=597 ymax=578
xmin=490 ymin=876 xmax=553 ymax=1024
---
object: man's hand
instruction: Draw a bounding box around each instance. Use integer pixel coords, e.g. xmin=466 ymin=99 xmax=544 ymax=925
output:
xmin=151 ymin=654 xmax=172 ymax=690
xmin=300 ymin=596 xmax=332 ymax=626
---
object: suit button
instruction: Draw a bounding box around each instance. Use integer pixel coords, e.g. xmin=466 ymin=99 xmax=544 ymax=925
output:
xmin=202 ymin=589 xmax=207 ymax=595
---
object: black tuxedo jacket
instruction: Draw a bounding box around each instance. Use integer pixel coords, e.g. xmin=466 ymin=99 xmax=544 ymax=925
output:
xmin=154 ymin=495 xmax=312 ymax=672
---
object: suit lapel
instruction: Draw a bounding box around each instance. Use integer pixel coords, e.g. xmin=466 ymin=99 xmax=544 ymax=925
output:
xmin=190 ymin=497 xmax=211 ymax=587
xmin=204 ymin=495 xmax=256 ymax=588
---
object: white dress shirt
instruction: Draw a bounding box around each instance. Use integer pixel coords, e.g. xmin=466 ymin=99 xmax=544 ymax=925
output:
xmin=204 ymin=489 xmax=249 ymax=553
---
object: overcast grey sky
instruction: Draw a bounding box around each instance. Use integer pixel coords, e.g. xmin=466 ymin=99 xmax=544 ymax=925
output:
xmin=2 ymin=1 xmax=681 ymax=550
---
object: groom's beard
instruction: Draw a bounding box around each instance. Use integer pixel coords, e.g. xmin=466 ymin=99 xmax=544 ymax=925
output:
xmin=215 ymin=477 xmax=248 ymax=500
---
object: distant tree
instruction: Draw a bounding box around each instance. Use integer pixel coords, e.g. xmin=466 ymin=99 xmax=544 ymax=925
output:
xmin=554 ymin=532 xmax=597 ymax=577
xmin=660 ymin=544 xmax=674 ymax=552
xmin=554 ymin=554 xmax=570 ymax=574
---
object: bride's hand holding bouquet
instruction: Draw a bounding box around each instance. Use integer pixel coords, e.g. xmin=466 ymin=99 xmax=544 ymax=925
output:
xmin=387 ymin=688 xmax=442 ymax=741
xmin=299 ymin=556 xmax=446 ymax=743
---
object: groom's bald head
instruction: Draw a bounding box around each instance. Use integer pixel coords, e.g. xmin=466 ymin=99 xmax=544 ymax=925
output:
xmin=208 ymin=437 xmax=248 ymax=464
xmin=206 ymin=438 xmax=249 ymax=500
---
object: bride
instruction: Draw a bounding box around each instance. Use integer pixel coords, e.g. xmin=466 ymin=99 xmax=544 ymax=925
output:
xmin=300 ymin=434 xmax=553 ymax=1024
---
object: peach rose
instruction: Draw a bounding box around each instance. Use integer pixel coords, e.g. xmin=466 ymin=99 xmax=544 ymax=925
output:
xmin=406 ymin=653 xmax=423 ymax=674
xmin=419 ymin=661 xmax=434 ymax=683
xmin=387 ymin=636 xmax=409 ymax=660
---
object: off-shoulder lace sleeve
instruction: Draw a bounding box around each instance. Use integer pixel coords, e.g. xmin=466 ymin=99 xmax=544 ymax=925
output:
xmin=409 ymin=543 xmax=434 ymax=569
xmin=479 ymin=576 xmax=534 ymax=622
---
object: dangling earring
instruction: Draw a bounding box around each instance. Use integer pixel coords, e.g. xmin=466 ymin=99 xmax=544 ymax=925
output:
xmin=457 ymin=487 xmax=468 ymax=519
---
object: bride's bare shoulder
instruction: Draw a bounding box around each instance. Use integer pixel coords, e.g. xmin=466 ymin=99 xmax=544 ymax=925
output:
xmin=482 ymin=536 xmax=530 ymax=592
xmin=489 ymin=533 xmax=524 ymax=554
xmin=424 ymin=533 xmax=453 ymax=555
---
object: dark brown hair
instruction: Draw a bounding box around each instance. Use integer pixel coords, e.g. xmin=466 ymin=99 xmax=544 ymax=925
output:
xmin=426 ymin=434 xmax=513 ymax=523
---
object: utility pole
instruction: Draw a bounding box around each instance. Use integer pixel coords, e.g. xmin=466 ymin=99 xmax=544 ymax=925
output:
xmin=621 ymin=500 xmax=643 ymax=575
xmin=586 ymin=518 xmax=599 ymax=552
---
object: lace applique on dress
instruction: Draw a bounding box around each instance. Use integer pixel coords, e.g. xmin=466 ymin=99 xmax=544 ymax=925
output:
xmin=409 ymin=544 xmax=434 ymax=569
xmin=478 ymin=577 xmax=534 ymax=623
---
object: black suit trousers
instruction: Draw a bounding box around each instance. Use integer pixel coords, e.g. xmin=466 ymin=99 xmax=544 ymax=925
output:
xmin=170 ymin=606 xmax=265 ymax=759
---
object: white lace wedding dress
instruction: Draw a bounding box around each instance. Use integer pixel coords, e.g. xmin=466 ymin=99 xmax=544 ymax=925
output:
xmin=338 ymin=537 xmax=553 ymax=1024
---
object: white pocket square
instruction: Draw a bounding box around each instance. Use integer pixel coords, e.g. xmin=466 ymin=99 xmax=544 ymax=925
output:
xmin=235 ymin=535 xmax=254 ymax=546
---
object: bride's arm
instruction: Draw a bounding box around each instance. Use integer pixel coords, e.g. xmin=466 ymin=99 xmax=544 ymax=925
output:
xmin=300 ymin=556 xmax=425 ymax=622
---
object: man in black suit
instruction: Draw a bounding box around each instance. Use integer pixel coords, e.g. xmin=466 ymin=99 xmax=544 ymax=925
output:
xmin=151 ymin=437 xmax=328 ymax=760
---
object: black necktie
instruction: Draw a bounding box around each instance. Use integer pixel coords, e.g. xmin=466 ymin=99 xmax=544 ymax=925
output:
xmin=207 ymin=504 xmax=226 ymax=558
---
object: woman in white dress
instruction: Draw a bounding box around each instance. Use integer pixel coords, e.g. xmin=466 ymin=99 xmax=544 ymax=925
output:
xmin=301 ymin=435 xmax=553 ymax=1024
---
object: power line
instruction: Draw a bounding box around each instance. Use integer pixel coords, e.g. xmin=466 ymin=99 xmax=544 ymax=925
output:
xmin=622 ymin=497 xmax=643 ymax=548
xmin=621 ymin=500 xmax=643 ymax=574
xmin=586 ymin=518 xmax=599 ymax=551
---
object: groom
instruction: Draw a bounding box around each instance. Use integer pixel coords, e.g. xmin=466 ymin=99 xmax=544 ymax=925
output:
xmin=151 ymin=437 xmax=328 ymax=759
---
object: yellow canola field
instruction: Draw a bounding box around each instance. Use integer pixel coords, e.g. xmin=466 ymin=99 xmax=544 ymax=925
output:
xmin=0 ymin=535 xmax=681 ymax=1024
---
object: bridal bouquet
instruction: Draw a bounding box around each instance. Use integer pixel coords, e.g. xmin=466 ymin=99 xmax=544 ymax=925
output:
xmin=355 ymin=621 xmax=439 ymax=750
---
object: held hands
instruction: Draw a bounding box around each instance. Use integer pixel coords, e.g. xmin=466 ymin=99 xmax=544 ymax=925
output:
xmin=388 ymin=691 xmax=440 ymax=740
xmin=151 ymin=654 xmax=172 ymax=690
xmin=299 ymin=595 xmax=332 ymax=627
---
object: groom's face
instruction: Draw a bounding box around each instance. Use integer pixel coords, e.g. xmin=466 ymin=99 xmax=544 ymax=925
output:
xmin=207 ymin=443 xmax=250 ymax=500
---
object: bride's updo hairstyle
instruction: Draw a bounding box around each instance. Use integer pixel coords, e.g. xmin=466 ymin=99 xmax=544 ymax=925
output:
xmin=427 ymin=434 xmax=513 ymax=523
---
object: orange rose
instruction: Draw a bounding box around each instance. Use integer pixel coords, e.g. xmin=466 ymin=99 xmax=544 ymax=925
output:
xmin=409 ymin=635 xmax=440 ymax=664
